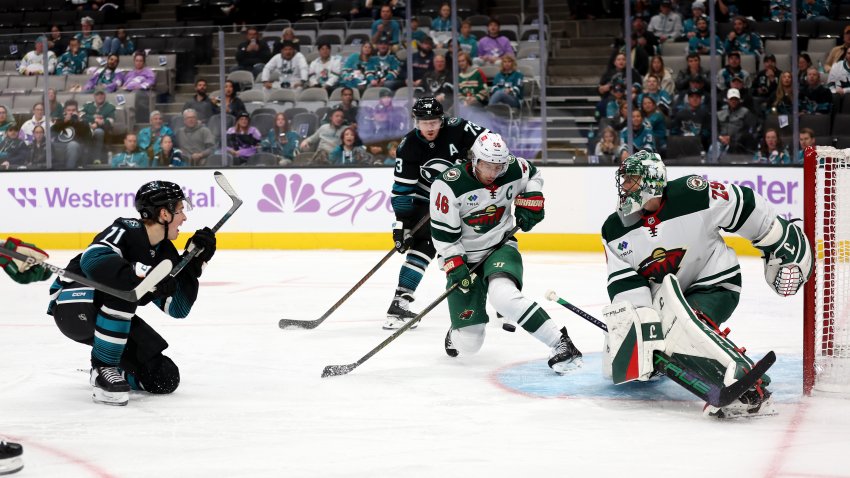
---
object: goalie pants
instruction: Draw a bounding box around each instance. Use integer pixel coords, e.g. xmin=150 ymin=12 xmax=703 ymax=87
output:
xmin=49 ymin=283 xmax=180 ymax=394
xmin=684 ymin=285 xmax=740 ymax=325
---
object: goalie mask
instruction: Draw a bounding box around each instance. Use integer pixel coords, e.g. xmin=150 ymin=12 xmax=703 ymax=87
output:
xmin=471 ymin=133 xmax=510 ymax=183
xmin=616 ymin=150 xmax=667 ymax=221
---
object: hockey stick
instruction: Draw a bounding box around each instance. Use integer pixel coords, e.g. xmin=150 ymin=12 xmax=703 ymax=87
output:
xmin=168 ymin=171 xmax=243 ymax=277
xmin=544 ymin=291 xmax=776 ymax=408
xmin=321 ymin=225 xmax=523 ymax=378
xmin=279 ymin=215 xmax=431 ymax=330
xmin=1 ymin=247 xmax=172 ymax=302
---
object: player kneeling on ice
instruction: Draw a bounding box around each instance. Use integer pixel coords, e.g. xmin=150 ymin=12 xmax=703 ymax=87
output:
xmin=430 ymin=133 xmax=582 ymax=373
xmin=601 ymin=151 xmax=813 ymax=418
xmin=47 ymin=181 xmax=217 ymax=406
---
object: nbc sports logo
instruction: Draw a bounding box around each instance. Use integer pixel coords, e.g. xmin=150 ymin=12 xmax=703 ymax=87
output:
xmin=7 ymin=187 xmax=37 ymax=207
xmin=257 ymin=173 xmax=321 ymax=213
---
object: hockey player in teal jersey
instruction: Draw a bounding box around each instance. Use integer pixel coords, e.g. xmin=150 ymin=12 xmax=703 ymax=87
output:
xmin=47 ymin=181 xmax=216 ymax=406
xmin=430 ymin=133 xmax=582 ymax=373
xmin=600 ymin=151 xmax=813 ymax=418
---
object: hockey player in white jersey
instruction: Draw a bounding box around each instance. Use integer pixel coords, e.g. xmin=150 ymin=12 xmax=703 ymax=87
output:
xmin=600 ymin=151 xmax=813 ymax=418
xmin=430 ymin=133 xmax=582 ymax=373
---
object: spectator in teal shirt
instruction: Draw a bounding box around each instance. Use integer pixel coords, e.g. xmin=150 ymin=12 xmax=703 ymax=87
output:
xmin=261 ymin=113 xmax=301 ymax=165
xmin=56 ymin=38 xmax=88 ymax=75
xmin=489 ymin=55 xmax=524 ymax=108
xmin=137 ymin=111 xmax=175 ymax=158
xmin=111 ymin=133 xmax=150 ymax=168
xmin=458 ymin=20 xmax=479 ymax=62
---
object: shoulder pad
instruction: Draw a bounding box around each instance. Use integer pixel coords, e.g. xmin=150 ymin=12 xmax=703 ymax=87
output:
xmin=442 ymin=167 xmax=462 ymax=182
xmin=684 ymin=175 xmax=708 ymax=191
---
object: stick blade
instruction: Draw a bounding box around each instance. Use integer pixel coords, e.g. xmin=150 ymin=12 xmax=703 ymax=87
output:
xmin=321 ymin=363 xmax=357 ymax=378
xmin=214 ymin=171 xmax=243 ymax=205
xmin=278 ymin=318 xmax=320 ymax=330
xmin=132 ymin=259 xmax=173 ymax=300
xmin=715 ymin=351 xmax=777 ymax=407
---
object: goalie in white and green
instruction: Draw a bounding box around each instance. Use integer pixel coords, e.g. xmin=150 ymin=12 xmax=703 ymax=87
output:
xmin=600 ymin=150 xmax=813 ymax=418
xmin=429 ymin=133 xmax=582 ymax=374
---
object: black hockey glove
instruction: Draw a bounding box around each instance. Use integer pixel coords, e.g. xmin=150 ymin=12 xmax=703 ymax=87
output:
xmin=139 ymin=274 xmax=178 ymax=306
xmin=186 ymin=227 xmax=216 ymax=263
xmin=393 ymin=221 xmax=413 ymax=253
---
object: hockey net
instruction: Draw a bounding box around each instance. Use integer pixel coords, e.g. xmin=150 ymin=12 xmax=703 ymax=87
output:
xmin=804 ymin=146 xmax=850 ymax=395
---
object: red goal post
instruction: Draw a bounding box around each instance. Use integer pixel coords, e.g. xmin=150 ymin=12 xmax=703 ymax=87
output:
xmin=804 ymin=146 xmax=850 ymax=396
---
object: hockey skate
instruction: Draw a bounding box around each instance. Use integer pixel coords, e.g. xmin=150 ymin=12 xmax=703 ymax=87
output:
xmin=383 ymin=290 xmax=419 ymax=330
xmin=90 ymin=366 xmax=131 ymax=406
xmin=444 ymin=328 xmax=458 ymax=357
xmin=0 ymin=441 xmax=23 ymax=475
xmin=704 ymin=385 xmax=777 ymax=419
xmin=548 ymin=327 xmax=583 ymax=374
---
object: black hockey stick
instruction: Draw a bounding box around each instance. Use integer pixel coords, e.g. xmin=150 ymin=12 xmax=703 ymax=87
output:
xmin=544 ymin=291 xmax=776 ymax=408
xmin=321 ymin=225 xmax=523 ymax=378
xmin=169 ymin=171 xmax=243 ymax=277
xmin=279 ymin=215 xmax=431 ymax=330
xmin=1 ymin=248 xmax=172 ymax=302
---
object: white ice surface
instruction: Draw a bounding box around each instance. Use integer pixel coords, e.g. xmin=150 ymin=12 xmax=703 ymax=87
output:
xmin=1 ymin=250 xmax=849 ymax=478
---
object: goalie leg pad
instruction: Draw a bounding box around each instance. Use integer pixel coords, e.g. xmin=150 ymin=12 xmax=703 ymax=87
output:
xmin=602 ymin=302 xmax=665 ymax=384
xmin=655 ymin=274 xmax=755 ymax=388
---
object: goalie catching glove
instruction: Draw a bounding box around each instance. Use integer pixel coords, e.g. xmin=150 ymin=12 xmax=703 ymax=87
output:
xmin=0 ymin=237 xmax=52 ymax=284
xmin=443 ymin=255 xmax=472 ymax=293
xmin=514 ymin=191 xmax=544 ymax=232
xmin=752 ymin=216 xmax=813 ymax=297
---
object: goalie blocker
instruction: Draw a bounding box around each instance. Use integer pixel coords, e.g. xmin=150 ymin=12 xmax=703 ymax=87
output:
xmin=603 ymin=274 xmax=776 ymax=418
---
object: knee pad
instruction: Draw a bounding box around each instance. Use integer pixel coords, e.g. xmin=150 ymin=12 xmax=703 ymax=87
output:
xmin=52 ymin=293 xmax=97 ymax=344
xmin=454 ymin=323 xmax=486 ymax=355
xmin=133 ymin=355 xmax=180 ymax=394
xmin=487 ymin=277 xmax=533 ymax=321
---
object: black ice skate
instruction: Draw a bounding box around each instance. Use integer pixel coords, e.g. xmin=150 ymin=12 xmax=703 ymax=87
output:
xmin=90 ymin=366 xmax=131 ymax=406
xmin=445 ymin=328 xmax=458 ymax=357
xmin=384 ymin=290 xmax=419 ymax=330
xmin=704 ymin=385 xmax=777 ymax=419
xmin=0 ymin=441 xmax=23 ymax=475
xmin=548 ymin=327 xmax=583 ymax=374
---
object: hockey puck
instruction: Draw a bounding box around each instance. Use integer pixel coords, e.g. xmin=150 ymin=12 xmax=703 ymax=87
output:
xmin=502 ymin=323 xmax=517 ymax=332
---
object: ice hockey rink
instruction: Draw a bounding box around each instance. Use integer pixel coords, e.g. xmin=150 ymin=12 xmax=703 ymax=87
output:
xmin=2 ymin=249 xmax=849 ymax=478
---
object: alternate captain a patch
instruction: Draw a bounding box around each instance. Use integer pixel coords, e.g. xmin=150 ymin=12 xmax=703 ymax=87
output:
xmin=686 ymin=176 xmax=708 ymax=191
xmin=637 ymin=247 xmax=686 ymax=283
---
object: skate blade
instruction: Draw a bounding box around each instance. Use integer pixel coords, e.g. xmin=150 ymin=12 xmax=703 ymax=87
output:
xmin=382 ymin=319 xmax=418 ymax=330
xmin=0 ymin=458 xmax=23 ymax=476
xmin=92 ymin=388 xmax=129 ymax=406
xmin=550 ymin=356 xmax=583 ymax=375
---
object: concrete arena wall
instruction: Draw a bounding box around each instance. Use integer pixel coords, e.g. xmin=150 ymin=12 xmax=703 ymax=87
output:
xmin=0 ymin=166 xmax=802 ymax=256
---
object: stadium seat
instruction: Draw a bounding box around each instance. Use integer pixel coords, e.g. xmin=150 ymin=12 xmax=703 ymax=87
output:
xmin=799 ymin=114 xmax=832 ymax=136
xmin=283 ymin=107 xmax=307 ymax=123
xmin=247 ymin=152 xmax=278 ymax=166
xmin=291 ymin=111 xmax=318 ymax=138
xmin=666 ymin=135 xmax=703 ymax=159
xmin=239 ymin=89 xmax=266 ymax=103
xmin=227 ymin=70 xmax=255 ymax=92
xmin=330 ymin=87 xmax=359 ymax=102
xmin=833 ymin=114 xmax=850 ymax=136
xmin=297 ymin=87 xmax=328 ymax=111
xmin=251 ymin=112 xmax=275 ymax=136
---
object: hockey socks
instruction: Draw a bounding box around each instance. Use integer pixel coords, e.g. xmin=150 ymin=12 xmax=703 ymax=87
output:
xmin=397 ymin=251 xmax=430 ymax=292
xmin=91 ymin=307 xmax=133 ymax=366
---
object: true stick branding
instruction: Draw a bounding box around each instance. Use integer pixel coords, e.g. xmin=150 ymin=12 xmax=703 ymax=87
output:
xmin=653 ymin=354 xmax=711 ymax=395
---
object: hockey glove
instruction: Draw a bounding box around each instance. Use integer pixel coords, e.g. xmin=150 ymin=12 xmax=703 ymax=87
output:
xmin=752 ymin=217 xmax=814 ymax=297
xmin=186 ymin=227 xmax=217 ymax=264
xmin=392 ymin=221 xmax=413 ymax=253
xmin=139 ymin=274 xmax=178 ymax=306
xmin=444 ymin=255 xmax=472 ymax=293
xmin=0 ymin=237 xmax=52 ymax=284
xmin=514 ymin=191 xmax=545 ymax=232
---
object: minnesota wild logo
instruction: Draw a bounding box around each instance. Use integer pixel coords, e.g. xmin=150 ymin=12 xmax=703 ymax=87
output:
xmin=463 ymin=205 xmax=506 ymax=233
xmin=637 ymin=247 xmax=686 ymax=283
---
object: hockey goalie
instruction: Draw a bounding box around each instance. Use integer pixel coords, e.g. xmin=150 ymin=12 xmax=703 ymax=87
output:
xmin=600 ymin=151 xmax=813 ymax=418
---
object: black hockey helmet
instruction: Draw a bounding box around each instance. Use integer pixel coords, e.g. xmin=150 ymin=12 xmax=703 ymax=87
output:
xmin=412 ymin=96 xmax=444 ymax=120
xmin=135 ymin=180 xmax=187 ymax=221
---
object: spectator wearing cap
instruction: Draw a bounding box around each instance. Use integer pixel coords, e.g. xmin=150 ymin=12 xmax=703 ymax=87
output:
xmin=728 ymin=73 xmax=754 ymax=110
xmin=83 ymin=54 xmax=121 ymax=93
xmin=117 ymin=52 xmax=156 ymax=92
xmin=648 ymin=0 xmax=683 ymax=49
xmin=262 ymin=40 xmax=309 ymax=91
xmin=478 ymin=19 xmax=515 ymax=66
xmin=825 ymin=26 xmax=850 ymax=73
xmin=56 ymin=37 xmax=88 ymax=75
xmin=226 ymin=112 xmax=262 ymax=165
xmin=683 ymin=2 xmax=707 ymax=39
xmin=827 ymin=47 xmax=850 ymax=97
xmin=365 ymin=88 xmax=406 ymax=141
xmin=407 ymin=17 xmax=430 ymax=50
xmin=18 ymin=37 xmax=57 ymax=75
xmin=672 ymin=73 xmax=707 ymax=114
xmin=366 ymin=39 xmax=402 ymax=90
xmin=801 ymin=0 xmax=831 ymax=21
xmin=717 ymin=51 xmax=751 ymax=93
xmin=323 ymin=87 xmax=358 ymax=127
xmin=308 ymin=42 xmax=342 ymax=91
xmin=709 ymin=88 xmax=757 ymax=160
xmin=101 ymin=28 xmax=135 ymax=56
xmin=75 ymin=17 xmax=103 ymax=55
xmin=800 ymin=67 xmax=833 ymax=115
xmin=754 ymin=53 xmax=782 ymax=113
xmin=671 ymin=88 xmax=711 ymax=150
xmin=598 ymin=52 xmax=642 ymax=113
xmin=409 ymin=36 xmax=435 ymax=89
xmin=0 ymin=125 xmax=28 ymax=170
xmin=234 ymin=27 xmax=272 ymax=78
xmin=81 ymin=89 xmax=115 ymax=164
xmin=111 ymin=133 xmax=149 ymax=168
xmin=688 ymin=15 xmax=723 ymax=55
xmin=724 ymin=16 xmax=763 ymax=58
xmin=604 ymin=83 xmax=627 ymax=121
xmin=300 ymin=107 xmax=347 ymax=163
xmin=371 ymin=5 xmax=401 ymax=48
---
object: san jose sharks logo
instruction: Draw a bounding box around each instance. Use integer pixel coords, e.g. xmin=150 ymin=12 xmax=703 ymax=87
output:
xmin=420 ymin=158 xmax=455 ymax=184
xmin=463 ymin=205 xmax=506 ymax=233
xmin=637 ymin=247 xmax=686 ymax=283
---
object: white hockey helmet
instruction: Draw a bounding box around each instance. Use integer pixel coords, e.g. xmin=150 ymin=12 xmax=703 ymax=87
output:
xmin=471 ymin=132 xmax=510 ymax=178
xmin=617 ymin=150 xmax=667 ymax=218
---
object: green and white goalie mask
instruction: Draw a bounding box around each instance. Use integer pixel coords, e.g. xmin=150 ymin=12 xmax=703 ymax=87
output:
xmin=471 ymin=132 xmax=510 ymax=181
xmin=616 ymin=150 xmax=667 ymax=223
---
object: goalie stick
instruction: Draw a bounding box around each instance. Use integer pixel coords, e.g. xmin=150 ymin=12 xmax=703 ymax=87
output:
xmin=279 ymin=215 xmax=431 ymax=330
xmin=1 ymin=248 xmax=172 ymax=302
xmin=544 ymin=291 xmax=776 ymax=408
xmin=168 ymin=171 xmax=243 ymax=277
xmin=321 ymin=225 xmax=523 ymax=378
